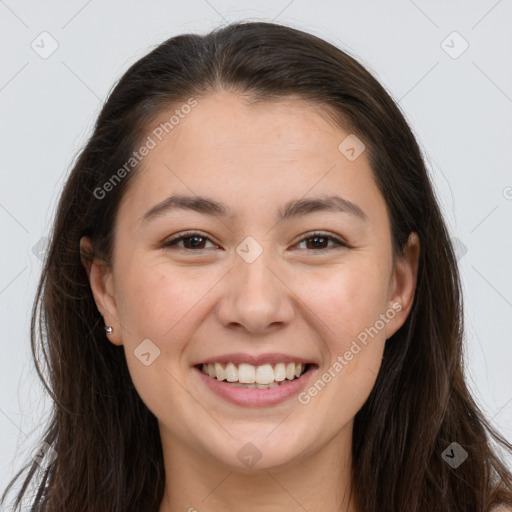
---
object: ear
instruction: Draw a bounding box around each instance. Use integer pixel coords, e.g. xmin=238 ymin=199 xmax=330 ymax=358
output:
xmin=79 ymin=236 xmax=123 ymax=346
xmin=385 ymin=232 xmax=420 ymax=339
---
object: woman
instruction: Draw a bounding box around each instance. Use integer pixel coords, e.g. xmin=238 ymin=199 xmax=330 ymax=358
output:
xmin=2 ymin=20 xmax=511 ymax=512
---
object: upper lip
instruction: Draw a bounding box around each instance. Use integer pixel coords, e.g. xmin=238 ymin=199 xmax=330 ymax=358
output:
xmin=194 ymin=352 xmax=317 ymax=367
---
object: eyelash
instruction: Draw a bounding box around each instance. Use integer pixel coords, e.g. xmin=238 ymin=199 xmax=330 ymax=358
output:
xmin=161 ymin=231 xmax=349 ymax=252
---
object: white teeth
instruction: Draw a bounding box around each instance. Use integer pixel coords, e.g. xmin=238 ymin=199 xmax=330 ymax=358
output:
xmin=238 ymin=363 xmax=256 ymax=384
xmin=255 ymin=364 xmax=274 ymax=384
xmin=225 ymin=362 xmax=238 ymax=382
xmin=274 ymin=363 xmax=286 ymax=381
xmin=214 ymin=362 xmax=226 ymax=381
xmin=286 ymin=362 xmax=295 ymax=380
xmin=200 ymin=361 xmax=309 ymax=384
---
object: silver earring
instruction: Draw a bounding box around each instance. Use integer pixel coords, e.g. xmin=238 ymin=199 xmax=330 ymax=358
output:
xmin=104 ymin=326 xmax=113 ymax=335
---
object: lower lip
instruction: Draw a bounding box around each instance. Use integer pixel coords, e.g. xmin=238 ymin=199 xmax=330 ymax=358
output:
xmin=194 ymin=366 xmax=317 ymax=407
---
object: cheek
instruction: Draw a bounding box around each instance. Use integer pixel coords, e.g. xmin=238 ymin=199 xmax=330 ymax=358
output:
xmin=114 ymin=256 xmax=212 ymax=342
xmin=296 ymin=258 xmax=392 ymax=346
xmin=297 ymin=292 xmax=387 ymax=440
xmin=113 ymin=259 xmax=208 ymax=425
xmin=294 ymin=258 xmax=390 ymax=413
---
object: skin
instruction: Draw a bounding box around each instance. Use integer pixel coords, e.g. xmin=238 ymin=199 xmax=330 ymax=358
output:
xmin=81 ymin=91 xmax=420 ymax=512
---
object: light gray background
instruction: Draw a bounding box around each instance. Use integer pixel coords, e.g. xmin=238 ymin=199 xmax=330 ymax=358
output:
xmin=1 ymin=0 xmax=511 ymax=502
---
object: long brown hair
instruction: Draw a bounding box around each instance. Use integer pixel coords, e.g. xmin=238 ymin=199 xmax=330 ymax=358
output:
xmin=2 ymin=20 xmax=511 ymax=512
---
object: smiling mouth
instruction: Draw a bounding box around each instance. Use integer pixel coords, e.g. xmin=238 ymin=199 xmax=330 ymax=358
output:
xmin=196 ymin=362 xmax=315 ymax=389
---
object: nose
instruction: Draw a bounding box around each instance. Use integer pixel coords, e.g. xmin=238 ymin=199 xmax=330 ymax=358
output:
xmin=215 ymin=242 xmax=295 ymax=334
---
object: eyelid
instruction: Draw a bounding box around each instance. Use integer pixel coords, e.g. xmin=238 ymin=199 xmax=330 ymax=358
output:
xmin=162 ymin=230 xmax=220 ymax=250
xmin=161 ymin=230 xmax=349 ymax=251
xmin=293 ymin=231 xmax=349 ymax=250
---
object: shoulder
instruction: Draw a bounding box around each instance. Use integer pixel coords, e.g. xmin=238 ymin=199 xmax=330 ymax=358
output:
xmin=491 ymin=507 xmax=512 ymax=512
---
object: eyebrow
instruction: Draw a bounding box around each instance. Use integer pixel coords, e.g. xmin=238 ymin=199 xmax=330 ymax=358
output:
xmin=140 ymin=193 xmax=368 ymax=225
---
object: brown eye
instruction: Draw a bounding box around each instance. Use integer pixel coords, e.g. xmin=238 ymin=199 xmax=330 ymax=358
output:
xmin=162 ymin=232 xmax=218 ymax=250
xmin=295 ymin=232 xmax=347 ymax=251
xmin=161 ymin=231 xmax=348 ymax=253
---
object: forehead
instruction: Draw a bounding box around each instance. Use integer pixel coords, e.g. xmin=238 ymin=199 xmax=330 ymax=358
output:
xmin=118 ymin=92 xmax=385 ymax=227
xmin=152 ymin=92 xmax=349 ymax=160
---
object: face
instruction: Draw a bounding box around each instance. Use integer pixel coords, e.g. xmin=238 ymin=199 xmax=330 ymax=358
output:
xmin=81 ymin=91 xmax=419 ymax=472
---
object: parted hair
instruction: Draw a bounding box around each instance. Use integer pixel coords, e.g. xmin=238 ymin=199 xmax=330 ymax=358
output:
xmin=2 ymin=20 xmax=512 ymax=512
